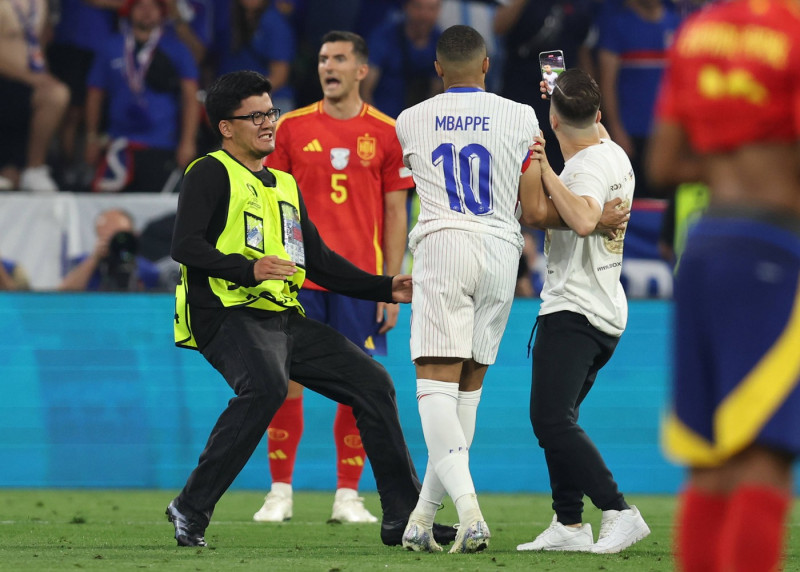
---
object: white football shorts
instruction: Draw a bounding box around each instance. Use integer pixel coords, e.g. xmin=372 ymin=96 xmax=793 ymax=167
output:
xmin=410 ymin=229 xmax=520 ymax=364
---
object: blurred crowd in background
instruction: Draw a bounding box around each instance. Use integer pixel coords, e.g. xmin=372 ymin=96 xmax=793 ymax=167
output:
xmin=0 ymin=0 xmax=710 ymax=293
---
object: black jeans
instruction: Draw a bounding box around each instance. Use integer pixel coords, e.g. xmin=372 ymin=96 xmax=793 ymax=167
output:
xmin=530 ymin=311 xmax=628 ymax=525
xmin=176 ymin=308 xmax=421 ymax=526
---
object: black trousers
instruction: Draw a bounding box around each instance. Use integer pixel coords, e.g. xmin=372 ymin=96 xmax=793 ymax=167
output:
xmin=176 ymin=308 xmax=421 ymax=526
xmin=530 ymin=311 xmax=628 ymax=525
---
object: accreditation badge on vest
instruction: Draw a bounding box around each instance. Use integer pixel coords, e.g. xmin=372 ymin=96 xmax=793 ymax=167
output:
xmin=280 ymin=201 xmax=305 ymax=266
xmin=245 ymin=212 xmax=265 ymax=253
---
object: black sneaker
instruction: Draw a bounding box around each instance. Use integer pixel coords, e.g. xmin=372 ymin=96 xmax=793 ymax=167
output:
xmin=166 ymin=501 xmax=208 ymax=547
xmin=381 ymin=518 xmax=457 ymax=546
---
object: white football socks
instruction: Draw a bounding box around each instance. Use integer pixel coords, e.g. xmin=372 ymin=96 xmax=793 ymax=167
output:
xmin=413 ymin=379 xmax=483 ymax=526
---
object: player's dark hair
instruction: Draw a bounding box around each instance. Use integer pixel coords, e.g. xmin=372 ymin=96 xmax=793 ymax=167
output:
xmin=321 ymin=30 xmax=369 ymax=62
xmin=551 ymin=69 xmax=601 ymax=128
xmin=205 ymin=71 xmax=273 ymax=140
xmin=436 ymin=25 xmax=487 ymax=62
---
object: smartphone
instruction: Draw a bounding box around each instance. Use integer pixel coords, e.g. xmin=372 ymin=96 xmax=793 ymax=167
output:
xmin=539 ymin=50 xmax=565 ymax=97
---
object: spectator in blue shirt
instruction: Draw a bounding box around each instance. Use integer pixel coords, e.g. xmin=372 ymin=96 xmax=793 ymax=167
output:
xmin=48 ymin=0 xmax=122 ymax=190
xmin=362 ymin=0 xmax=443 ymax=118
xmin=596 ymin=0 xmax=681 ymax=198
xmin=84 ymin=0 xmax=199 ymax=193
xmin=213 ymin=0 xmax=297 ymax=110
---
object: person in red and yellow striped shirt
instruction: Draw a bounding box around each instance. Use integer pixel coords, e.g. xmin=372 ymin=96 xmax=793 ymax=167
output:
xmin=254 ymin=30 xmax=415 ymax=526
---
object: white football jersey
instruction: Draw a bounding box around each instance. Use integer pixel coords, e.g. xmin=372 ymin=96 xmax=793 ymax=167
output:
xmin=539 ymin=139 xmax=635 ymax=336
xmin=396 ymin=88 xmax=539 ymax=252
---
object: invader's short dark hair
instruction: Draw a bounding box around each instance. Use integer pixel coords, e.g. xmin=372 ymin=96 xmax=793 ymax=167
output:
xmin=551 ymin=69 xmax=601 ymax=128
xmin=205 ymin=71 xmax=273 ymax=140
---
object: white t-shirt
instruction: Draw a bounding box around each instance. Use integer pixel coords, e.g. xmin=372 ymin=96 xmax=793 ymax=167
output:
xmin=396 ymin=88 xmax=539 ymax=253
xmin=539 ymin=139 xmax=635 ymax=337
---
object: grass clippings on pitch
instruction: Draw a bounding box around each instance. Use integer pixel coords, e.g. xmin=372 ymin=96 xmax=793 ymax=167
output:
xmin=1 ymin=490 xmax=798 ymax=571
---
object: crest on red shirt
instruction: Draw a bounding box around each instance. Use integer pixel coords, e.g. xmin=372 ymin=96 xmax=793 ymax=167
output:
xmin=357 ymin=135 xmax=376 ymax=161
xmin=330 ymin=148 xmax=350 ymax=170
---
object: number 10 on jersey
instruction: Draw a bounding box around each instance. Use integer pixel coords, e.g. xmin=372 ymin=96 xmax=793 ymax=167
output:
xmin=432 ymin=143 xmax=493 ymax=216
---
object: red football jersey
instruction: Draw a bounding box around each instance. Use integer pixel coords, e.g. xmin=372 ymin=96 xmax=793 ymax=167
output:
xmin=656 ymin=0 xmax=800 ymax=153
xmin=265 ymin=101 xmax=412 ymax=290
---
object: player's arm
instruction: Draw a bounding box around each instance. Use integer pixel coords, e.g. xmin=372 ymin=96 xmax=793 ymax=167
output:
xmin=518 ymin=151 xmax=563 ymax=229
xmin=378 ymin=188 xmax=408 ymax=332
xmin=383 ymin=190 xmax=408 ymax=277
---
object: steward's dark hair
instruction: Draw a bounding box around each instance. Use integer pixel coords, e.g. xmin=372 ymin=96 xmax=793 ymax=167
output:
xmin=205 ymin=71 xmax=273 ymax=140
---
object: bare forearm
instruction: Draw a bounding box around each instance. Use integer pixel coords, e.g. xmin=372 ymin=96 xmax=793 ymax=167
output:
xmin=362 ymin=68 xmax=380 ymax=104
xmin=267 ymin=61 xmax=290 ymax=93
xmin=59 ymin=256 xmax=100 ymax=291
xmin=543 ymin=168 xmax=599 ymax=236
xmin=179 ymin=80 xmax=199 ymax=145
xmin=85 ymin=88 xmax=104 ymax=137
xmin=173 ymin=21 xmax=206 ymax=63
xmin=383 ymin=191 xmax=409 ymax=275
xmin=598 ymin=51 xmax=624 ymax=134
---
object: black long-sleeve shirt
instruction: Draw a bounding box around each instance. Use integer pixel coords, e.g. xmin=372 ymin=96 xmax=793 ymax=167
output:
xmin=171 ymin=151 xmax=395 ymax=347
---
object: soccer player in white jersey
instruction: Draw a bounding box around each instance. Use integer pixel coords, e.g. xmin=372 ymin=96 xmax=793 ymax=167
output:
xmin=516 ymin=69 xmax=650 ymax=554
xmin=542 ymin=64 xmax=559 ymax=95
xmin=394 ymin=24 xmax=546 ymax=553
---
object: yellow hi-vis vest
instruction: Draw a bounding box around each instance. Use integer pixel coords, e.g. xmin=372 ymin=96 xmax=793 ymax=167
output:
xmin=174 ymin=150 xmax=306 ymax=349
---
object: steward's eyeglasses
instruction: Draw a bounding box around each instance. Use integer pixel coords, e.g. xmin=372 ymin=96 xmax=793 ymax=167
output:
xmin=226 ymin=108 xmax=281 ymax=125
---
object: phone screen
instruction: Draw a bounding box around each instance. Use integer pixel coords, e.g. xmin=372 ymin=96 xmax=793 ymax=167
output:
xmin=539 ymin=50 xmax=565 ymax=96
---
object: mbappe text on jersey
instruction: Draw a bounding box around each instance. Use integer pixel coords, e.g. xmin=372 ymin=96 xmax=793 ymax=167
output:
xmin=435 ymin=115 xmax=491 ymax=131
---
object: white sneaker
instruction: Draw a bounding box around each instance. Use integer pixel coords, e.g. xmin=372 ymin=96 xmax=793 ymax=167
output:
xmin=516 ymin=515 xmax=594 ymax=552
xmin=0 ymin=175 xmax=12 ymax=190
xmin=449 ymin=520 xmax=491 ymax=553
xmin=253 ymin=484 xmax=293 ymax=522
xmin=330 ymin=488 xmax=378 ymax=523
xmin=401 ymin=518 xmax=442 ymax=552
xmin=20 ymin=165 xmax=58 ymax=193
xmin=591 ymin=505 xmax=650 ymax=554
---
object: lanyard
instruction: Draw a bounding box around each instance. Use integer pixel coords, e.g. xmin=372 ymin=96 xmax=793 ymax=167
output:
xmin=10 ymin=0 xmax=44 ymax=72
xmin=123 ymin=23 xmax=163 ymax=95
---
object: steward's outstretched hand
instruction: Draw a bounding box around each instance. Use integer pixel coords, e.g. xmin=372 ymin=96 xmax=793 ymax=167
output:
xmin=253 ymin=255 xmax=297 ymax=282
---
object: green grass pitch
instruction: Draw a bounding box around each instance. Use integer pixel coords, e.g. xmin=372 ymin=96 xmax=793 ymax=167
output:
xmin=1 ymin=490 xmax=798 ymax=571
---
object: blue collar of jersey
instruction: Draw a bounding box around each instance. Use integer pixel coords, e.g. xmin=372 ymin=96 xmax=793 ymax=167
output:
xmin=445 ymin=87 xmax=484 ymax=93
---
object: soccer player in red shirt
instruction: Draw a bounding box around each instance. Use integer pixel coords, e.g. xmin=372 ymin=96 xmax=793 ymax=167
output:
xmin=253 ymin=30 xmax=413 ymax=524
xmin=648 ymin=1 xmax=800 ymax=570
